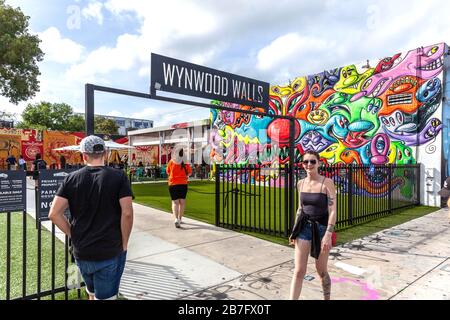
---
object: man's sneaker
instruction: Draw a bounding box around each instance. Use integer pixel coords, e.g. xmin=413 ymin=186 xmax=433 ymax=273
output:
xmin=175 ymin=219 xmax=180 ymax=228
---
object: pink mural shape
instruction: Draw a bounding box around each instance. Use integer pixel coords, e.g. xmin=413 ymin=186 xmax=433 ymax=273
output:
xmin=332 ymin=277 xmax=380 ymax=300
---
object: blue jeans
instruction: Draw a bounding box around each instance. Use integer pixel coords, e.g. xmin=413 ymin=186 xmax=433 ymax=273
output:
xmin=75 ymin=251 xmax=127 ymax=300
xmin=297 ymin=222 xmax=327 ymax=241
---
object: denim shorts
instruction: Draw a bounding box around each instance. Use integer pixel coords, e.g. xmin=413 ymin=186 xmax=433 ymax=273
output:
xmin=75 ymin=250 xmax=127 ymax=300
xmin=297 ymin=222 xmax=327 ymax=241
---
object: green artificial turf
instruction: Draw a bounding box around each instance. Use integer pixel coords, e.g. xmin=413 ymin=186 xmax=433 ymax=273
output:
xmin=131 ymin=181 xmax=439 ymax=246
xmin=0 ymin=212 xmax=85 ymax=300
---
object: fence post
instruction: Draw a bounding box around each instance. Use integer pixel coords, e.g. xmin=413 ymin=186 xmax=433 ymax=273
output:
xmin=348 ymin=165 xmax=353 ymax=225
xmin=284 ymin=164 xmax=289 ymax=237
xmin=6 ymin=212 xmax=11 ymax=300
xmin=215 ymin=164 xmax=220 ymax=226
xmin=416 ymin=164 xmax=421 ymax=205
xmin=288 ymin=118 xmax=295 ymax=238
xmin=388 ymin=164 xmax=392 ymax=214
xmin=233 ymin=167 xmax=239 ymax=229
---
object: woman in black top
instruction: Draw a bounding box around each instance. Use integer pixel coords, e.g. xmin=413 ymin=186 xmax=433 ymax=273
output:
xmin=289 ymin=150 xmax=337 ymax=300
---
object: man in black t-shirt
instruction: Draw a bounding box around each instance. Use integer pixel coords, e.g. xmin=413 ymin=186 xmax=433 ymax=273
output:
xmin=48 ymin=135 xmax=134 ymax=300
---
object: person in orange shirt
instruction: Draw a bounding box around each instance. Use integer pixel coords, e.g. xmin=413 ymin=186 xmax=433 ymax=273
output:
xmin=166 ymin=148 xmax=192 ymax=228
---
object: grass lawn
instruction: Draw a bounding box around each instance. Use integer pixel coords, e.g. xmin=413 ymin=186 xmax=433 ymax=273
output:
xmin=0 ymin=212 xmax=87 ymax=300
xmin=132 ymin=181 xmax=439 ymax=246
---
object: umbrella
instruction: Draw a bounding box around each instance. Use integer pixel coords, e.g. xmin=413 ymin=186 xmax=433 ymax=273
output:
xmin=53 ymin=145 xmax=81 ymax=151
xmin=104 ymin=140 xmax=135 ymax=150
xmin=53 ymin=140 xmax=135 ymax=151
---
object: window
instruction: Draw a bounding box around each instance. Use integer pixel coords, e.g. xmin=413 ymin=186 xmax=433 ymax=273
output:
xmin=116 ymin=120 xmax=126 ymax=126
xmin=134 ymin=121 xmax=142 ymax=127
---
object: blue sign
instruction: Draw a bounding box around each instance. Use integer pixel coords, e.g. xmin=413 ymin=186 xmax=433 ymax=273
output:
xmin=38 ymin=169 xmax=75 ymax=220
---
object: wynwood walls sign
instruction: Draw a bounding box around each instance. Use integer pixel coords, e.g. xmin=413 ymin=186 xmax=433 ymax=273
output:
xmin=151 ymin=53 xmax=270 ymax=112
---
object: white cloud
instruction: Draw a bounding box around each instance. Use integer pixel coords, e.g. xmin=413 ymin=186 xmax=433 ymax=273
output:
xmin=66 ymin=0 xmax=221 ymax=81
xmin=66 ymin=33 xmax=141 ymax=82
xmin=256 ymin=33 xmax=330 ymax=71
xmin=38 ymin=27 xmax=84 ymax=64
xmin=82 ymin=1 xmax=104 ymax=25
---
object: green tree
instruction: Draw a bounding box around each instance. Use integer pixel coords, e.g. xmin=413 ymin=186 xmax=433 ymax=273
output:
xmin=67 ymin=114 xmax=85 ymax=132
xmin=95 ymin=116 xmax=119 ymax=135
xmin=16 ymin=101 xmax=74 ymax=130
xmin=0 ymin=0 xmax=44 ymax=104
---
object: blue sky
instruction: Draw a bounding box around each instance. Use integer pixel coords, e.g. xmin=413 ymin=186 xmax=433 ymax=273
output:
xmin=2 ymin=0 xmax=450 ymax=127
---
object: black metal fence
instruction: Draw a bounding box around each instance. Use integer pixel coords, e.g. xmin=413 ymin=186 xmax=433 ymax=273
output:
xmin=0 ymin=171 xmax=83 ymax=300
xmin=215 ymin=164 xmax=421 ymax=236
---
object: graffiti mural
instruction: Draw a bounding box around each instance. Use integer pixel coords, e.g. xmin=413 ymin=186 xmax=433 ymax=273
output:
xmin=0 ymin=129 xmax=129 ymax=169
xmin=210 ymin=42 xmax=447 ymax=199
xmin=43 ymin=130 xmax=84 ymax=167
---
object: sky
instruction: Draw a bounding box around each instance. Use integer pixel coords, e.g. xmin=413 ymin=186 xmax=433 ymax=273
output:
xmin=2 ymin=0 xmax=450 ymax=127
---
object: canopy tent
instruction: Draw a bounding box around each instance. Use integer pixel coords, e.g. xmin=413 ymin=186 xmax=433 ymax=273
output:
xmin=53 ymin=140 xmax=135 ymax=151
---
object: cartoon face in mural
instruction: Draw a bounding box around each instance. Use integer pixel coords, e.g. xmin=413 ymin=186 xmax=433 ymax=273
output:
xmin=416 ymin=77 xmax=442 ymax=105
xmin=370 ymin=133 xmax=390 ymax=165
xmin=269 ymin=77 xmax=310 ymax=120
xmin=354 ymin=43 xmax=445 ymax=101
xmin=373 ymin=53 xmax=402 ymax=74
xmin=340 ymin=149 xmax=362 ymax=165
xmin=334 ymin=65 xmax=374 ymax=95
xmin=317 ymin=92 xmax=381 ymax=148
xmin=388 ymin=141 xmax=415 ymax=164
xmin=299 ymin=130 xmax=333 ymax=153
xmin=235 ymin=112 xmax=272 ymax=145
xmin=378 ymin=76 xmax=424 ymax=116
xmin=384 ymin=118 xmax=442 ymax=146
xmin=308 ymin=69 xmax=340 ymax=97
xmin=381 ymin=104 xmax=440 ymax=140
xmin=320 ymin=140 xmax=347 ymax=165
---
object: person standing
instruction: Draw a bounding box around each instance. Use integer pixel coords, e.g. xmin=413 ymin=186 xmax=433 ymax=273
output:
xmin=6 ymin=154 xmax=17 ymax=170
xmin=60 ymin=155 xmax=67 ymax=169
xmin=31 ymin=153 xmax=47 ymax=184
xmin=18 ymin=155 xmax=26 ymax=171
xmin=48 ymin=135 xmax=134 ymax=300
xmin=166 ymin=148 xmax=192 ymax=228
xmin=289 ymin=150 xmax=337 ymax=300
xmin=438 ymin=176 xmax=450 ymax=221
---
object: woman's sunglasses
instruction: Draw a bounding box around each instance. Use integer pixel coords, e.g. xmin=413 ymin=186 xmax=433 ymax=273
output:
xmin=302 ymin=159 xmax=317 ymax=165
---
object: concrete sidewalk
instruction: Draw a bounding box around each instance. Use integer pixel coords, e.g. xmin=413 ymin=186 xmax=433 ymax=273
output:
xmin=121 ymin=203 xmax=450 ymax=300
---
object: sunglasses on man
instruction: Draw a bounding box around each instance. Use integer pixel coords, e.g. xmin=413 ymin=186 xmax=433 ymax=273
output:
xmin=302 ymin=159 xmax=317 ymax=165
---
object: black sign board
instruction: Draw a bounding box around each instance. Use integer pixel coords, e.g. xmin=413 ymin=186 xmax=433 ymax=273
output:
xmin=0 ymin=170 xmax=26 ymax=213
xmin=38 ymin=169 xmax=74 ymax=221
xmin=151 ymin=53 xmax=270 ymax=111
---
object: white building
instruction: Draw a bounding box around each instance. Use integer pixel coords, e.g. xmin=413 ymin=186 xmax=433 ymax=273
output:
xmin=128 ymin=119 xmax=210 ymax=165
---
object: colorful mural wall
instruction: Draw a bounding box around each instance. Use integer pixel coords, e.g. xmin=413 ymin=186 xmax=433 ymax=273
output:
xmin=210 ymin=43 xmax=447 ymax=204
xmin=0 ymin=128 xmax=41 ymax=169
xmin=131 ymin=145 xmax=159 ymax=165
xmin=43 ymin=130 xmax=85 ymax=166
xmin=0 ymin=129 xmax=129 ymax=169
